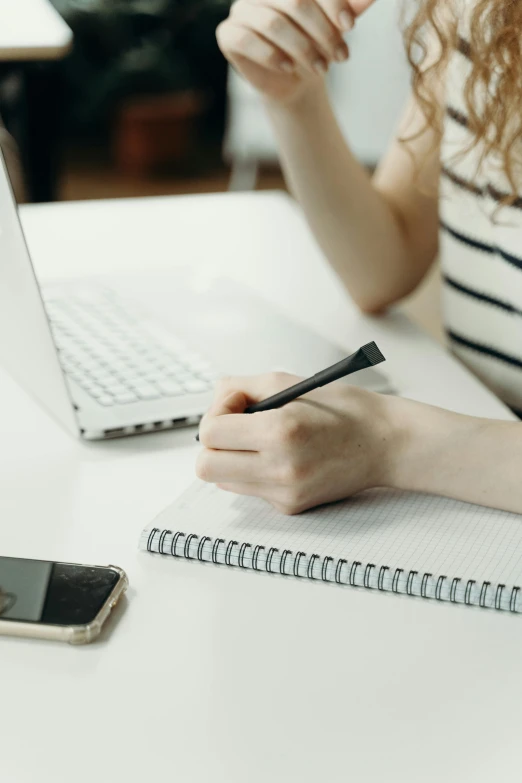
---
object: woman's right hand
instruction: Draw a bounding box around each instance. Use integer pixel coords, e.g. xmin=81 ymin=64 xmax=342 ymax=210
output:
xmin=217 ymin=0 xmax=375 ymax=105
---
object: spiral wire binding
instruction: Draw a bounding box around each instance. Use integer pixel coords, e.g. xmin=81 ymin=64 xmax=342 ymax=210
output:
xmin=145 ymin=528 xmax=522 ymax=613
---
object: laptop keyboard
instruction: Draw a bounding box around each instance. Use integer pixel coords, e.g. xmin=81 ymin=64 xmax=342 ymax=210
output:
xmin=43 ymin=288 xmax=218 ymax=407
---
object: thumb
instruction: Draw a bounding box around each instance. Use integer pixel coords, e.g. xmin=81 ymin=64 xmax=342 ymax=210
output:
xmin=197 ymin=391 xmax=248 ymax=443
xmin=210 ymin=390 xmax=249 ymax=417
xmin=213 ymin=373 xmax=301 ymax=406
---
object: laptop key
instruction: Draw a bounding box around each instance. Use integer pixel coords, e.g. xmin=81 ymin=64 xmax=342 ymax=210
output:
xmin=114 ymin=392 xmax=139 ymax=404
xmin=133 ymin=384 xmax=161 ymax=400
xmin=118 ymin=370 xmax=141 ymax=382
xmin=96 ymin=395 xmax=115 ymax=406
xmin=176 ymin=372 xmax=198 ymax=384
xmin=48 ymin=287 xmax=218 ymax=405
xmin=103 ymin=383 xmax=129 ymax=395
xmin=141 ymin=370 xmax=164 ymax=382
xmin=157 ymin=380 xmax=184 ymax=396
xmin=183 ymin=380 xmax=211 ymax=394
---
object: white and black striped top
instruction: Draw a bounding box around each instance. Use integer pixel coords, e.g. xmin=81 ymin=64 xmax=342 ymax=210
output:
xmin=440 ymin=19 xmax=522 ymax=416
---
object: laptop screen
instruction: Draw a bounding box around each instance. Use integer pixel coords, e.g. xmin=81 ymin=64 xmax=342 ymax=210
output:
xmin=0 ymin=149 xmax=78 ymax=435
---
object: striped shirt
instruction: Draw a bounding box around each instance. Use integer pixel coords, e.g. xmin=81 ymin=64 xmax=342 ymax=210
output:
xmin=440 ymin=19 xmax=522 ymax=415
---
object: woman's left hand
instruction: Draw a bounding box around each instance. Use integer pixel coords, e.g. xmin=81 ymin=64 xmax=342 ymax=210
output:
xmin=196 ymin=372 xmax=395 ymax=514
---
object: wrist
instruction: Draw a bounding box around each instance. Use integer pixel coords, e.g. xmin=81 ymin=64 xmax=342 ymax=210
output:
xmin=379 ymin=395 xmax=480 ymax=493
xmin=264 ymin=80 xmax=329 ymax=117
xmin=378 ymin=394 xmax=438 ymax=491
xmin=378 ymin=395 xmax=419 ymax=490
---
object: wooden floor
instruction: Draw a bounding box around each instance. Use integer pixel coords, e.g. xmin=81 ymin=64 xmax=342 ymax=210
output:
xmin=58 ymin=157 xmax=444 ymax=344
xmin=58 ymin=152 xmax=284 ymax=201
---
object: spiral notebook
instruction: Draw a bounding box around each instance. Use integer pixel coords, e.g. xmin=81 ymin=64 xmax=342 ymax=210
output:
xmin=140 ymin=480 xmax=522 ymax=613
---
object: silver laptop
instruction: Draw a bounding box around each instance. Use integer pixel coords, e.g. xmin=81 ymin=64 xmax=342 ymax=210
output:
xmin=0 ymin=151 xmax=389 ymax=440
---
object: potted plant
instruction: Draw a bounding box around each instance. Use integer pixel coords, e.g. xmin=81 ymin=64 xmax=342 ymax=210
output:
xmin=50 ymin=0 xmax=232 ymax=173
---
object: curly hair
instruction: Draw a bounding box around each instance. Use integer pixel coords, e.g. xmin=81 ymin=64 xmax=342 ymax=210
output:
xmin=403 ymin=0 xmax=522 ymax=200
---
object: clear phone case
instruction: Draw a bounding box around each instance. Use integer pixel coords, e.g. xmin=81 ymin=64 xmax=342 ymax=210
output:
xmin=0 ymin=564 xmax=128 ymax=645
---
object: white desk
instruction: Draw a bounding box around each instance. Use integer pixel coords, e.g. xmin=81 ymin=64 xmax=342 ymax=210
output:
xmin=0 ymin=0 xmax=72 ymax=61
xmin=1 ymin=192 xmax=521 ymax=783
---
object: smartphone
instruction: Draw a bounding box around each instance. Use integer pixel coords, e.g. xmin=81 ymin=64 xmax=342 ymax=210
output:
xmin=0 ymin=556 xmax=128 ymax=645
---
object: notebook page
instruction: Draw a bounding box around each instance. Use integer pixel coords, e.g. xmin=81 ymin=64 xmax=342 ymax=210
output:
xmin=146 ymin=480 xmax=522 ymax=593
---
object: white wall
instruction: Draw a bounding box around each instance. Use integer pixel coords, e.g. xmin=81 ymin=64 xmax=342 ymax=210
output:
xmin=330 ymin=0 xmax=411 ymax=164
xmin=225 ymin=0 xmax=411 ymax=169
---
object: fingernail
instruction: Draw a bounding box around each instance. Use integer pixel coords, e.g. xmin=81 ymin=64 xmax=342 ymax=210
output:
xmin=313 ymin=59 xmax=327 ymax=75
xmin=339 ymin=9 xmax=354 ymax=31
xmin=335 ymin=45 xmax=348 ymax=62
xmin=280 ymin=61 xmax=294 ymax=73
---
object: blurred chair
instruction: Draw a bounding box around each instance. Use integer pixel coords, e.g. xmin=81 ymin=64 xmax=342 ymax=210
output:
xmin=223 ymin=0 xmax=410 ymax=190
xmin=0 ymin=113 xmax=25 ymax=202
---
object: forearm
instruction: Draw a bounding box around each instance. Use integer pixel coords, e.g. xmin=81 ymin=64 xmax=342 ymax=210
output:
xmin=266 ymin=86 xmax=417 ymax=311
xmin=385 ymin=396 xmax=522 ymax=514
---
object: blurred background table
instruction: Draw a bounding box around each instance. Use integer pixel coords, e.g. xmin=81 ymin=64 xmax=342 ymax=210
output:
xmin=0 ymin=0 xmax=72 ymax=202
xmin=0 ymin=0 xmax=72 ymax=61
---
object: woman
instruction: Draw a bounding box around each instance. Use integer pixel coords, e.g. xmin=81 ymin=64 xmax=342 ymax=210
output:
xmin=196 ymin=0 xmax=522 ymax=515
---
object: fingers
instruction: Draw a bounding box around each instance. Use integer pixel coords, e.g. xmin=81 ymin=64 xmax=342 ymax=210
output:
xmin=201 ymin=392 xmax=284 ymax=451
xmin=212 ymin=372 xmax=300 ymax=406
xmin=222 ymin=0 xmax=355 ymax=76
xmin=196 ymin=449 xmax=262 ymax=484
xmin=198 ymin=373 xmax=302 ymax=450
xmin=209 ymin=390 xmax=248 ymax=417
xmin=217 ymin=21 xmax=294 ymax=73
xmin=253 ymin=0 xmax=349 ymax=63
xmin=230 ymin=2 xmax=328 ymax=74
xmin=199 ymin=390 xmax=257 ymax=451
xmin=314 ymin=0 xmax=355 ymax=31
xmin=199 ymin=409 xmax=267 ymax=451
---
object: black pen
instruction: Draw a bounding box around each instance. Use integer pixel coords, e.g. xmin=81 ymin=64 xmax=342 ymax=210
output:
xmin=195 ymin=341 xmax=385 ymax=441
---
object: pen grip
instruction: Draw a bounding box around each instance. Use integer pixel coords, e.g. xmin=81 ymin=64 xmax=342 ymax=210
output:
xmin=196 ymin=342 xmax=384 ymax=438
xmin=244 ymin=351 xmax=373 ymax=414
xmin=244 ymin=376 xmax=321 ymax=414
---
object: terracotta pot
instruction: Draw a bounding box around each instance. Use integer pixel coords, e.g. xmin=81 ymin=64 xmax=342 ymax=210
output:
xmin=113 ymin=90 xmax=207 ymax=176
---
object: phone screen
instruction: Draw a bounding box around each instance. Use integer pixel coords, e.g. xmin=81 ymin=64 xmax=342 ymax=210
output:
xmin=0 ymin=557 xmax=120 ymax=626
